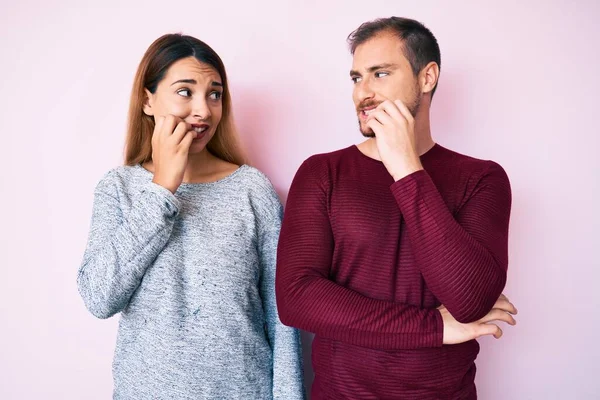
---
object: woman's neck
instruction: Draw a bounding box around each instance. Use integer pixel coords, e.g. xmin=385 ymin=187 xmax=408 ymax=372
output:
xmin=183 ymin=149 xmax=215 ymax=182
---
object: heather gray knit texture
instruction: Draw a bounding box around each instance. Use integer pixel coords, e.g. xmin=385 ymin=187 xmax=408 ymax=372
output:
xmin=77 ymin=164 xmax=304 ymax=400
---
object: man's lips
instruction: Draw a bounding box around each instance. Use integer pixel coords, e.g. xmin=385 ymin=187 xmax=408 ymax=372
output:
xmin=358 ymin=105 xmax=379 ymax=119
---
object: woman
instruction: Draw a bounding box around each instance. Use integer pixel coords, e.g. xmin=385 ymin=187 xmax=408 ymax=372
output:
xmin=77 ymin=34 xmax=304 ymax=399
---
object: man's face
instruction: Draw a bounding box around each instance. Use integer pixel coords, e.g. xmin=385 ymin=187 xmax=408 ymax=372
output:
xmin=351 ymin=31 xmax=422 ymax=137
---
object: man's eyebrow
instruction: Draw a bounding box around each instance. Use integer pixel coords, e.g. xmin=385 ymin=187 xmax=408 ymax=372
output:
xmin=350 ymin=63 xmax=398 ymax=77
xmin=367 ymin=63 xmax=398 ymax=72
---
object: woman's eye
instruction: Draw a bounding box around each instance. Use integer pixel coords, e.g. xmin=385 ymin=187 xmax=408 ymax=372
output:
xmin=209 ymin=91 xmax=222 ymax=100
xmin=177 ymin=89 xmax=191 ymax=97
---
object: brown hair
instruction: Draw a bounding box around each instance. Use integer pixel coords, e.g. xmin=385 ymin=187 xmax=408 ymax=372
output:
xmin=124 ymin=34 xmax=247 ymax=166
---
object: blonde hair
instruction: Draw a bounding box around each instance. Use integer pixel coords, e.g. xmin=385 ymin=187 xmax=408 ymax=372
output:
xmin=124 ymin=34 xmax=247 ymax=166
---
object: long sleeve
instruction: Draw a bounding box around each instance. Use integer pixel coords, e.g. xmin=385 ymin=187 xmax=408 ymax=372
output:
xmin=276 ymin=159 xmax=442 ymax=350
xmin=77 ymin=171 xmax=180 ymax=319
xmin=391 ymin=163 xmax=511 ymax=323
xmin=257 ymin=186 xmax=306 ymax=400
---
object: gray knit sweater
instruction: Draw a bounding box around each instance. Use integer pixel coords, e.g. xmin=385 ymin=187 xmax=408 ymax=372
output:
xmin=77 ymin=164 xmax=304 ymax=399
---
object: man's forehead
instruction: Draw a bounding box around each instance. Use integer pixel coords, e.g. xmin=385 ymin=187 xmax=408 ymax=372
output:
xmin=352 ymin=33 xmax=406 ymax=69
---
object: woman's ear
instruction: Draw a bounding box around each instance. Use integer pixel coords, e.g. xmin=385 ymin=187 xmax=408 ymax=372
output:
xmin=143 ymin=89 xmax=154 ymax=116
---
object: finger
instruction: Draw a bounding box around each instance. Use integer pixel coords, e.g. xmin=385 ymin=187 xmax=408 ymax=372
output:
xmin=492 ymin=299 xmax=518 ymax=315
xmin=491 ymin=298 xmax=517 ymax=314
xmin=480 ymin=308 xmax=517 ymax=325
xmin=171 ymin=121 xmax=192 ymax=143
xmin=152 ymin=115 xmax=166 ymax=146
xmin=478 ymin=308 xmax=516 ymax=326
xmin=493 ymin=325 xmax=503 ymax=339
xmin=154 ymin=115 xmax=166 ymax=133
xmin=476 ymin=323 xmax=502 ymax=339
xmin=367 ymin=109 xmax=395 ymax=127
xmin=488 ymin=324 xmax=504 ymax=339
xmin=178 ymin=130 xmax=196 ymax=152
xmin=378 ymin=100 xmax=406 ymax=124
xmin=366 ymin=118 xmax=384 ymax=136
xmin=162 ymin=115 xmax=181 ymax=137
xmin=393 ymin=99 xmax=415 ymax=124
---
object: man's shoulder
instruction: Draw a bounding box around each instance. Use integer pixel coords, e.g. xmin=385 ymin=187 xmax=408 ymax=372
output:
xmin=292 ymin=146 xmax=356 ymax=185
xmin=434 ymin=144 xmax=506 ymax=176
xmin=303 ymin=145 xmax=355 ymax=165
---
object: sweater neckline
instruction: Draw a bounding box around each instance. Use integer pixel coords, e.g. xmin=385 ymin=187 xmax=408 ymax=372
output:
xmin=134 ymin=164 xmax=249 ymax=188
xmin=351 ymin=142 xmax=439 ymax=164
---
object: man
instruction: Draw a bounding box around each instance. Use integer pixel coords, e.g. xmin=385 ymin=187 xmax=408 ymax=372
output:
xmin=276 ymin=17 xmax=517 ymax=399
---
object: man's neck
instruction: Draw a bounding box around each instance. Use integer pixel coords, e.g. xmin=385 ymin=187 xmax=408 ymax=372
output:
xmin=358 ymin=115 xmax=435 ymax=161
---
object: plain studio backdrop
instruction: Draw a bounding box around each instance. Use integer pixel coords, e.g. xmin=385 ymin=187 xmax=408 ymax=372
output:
xmin=1 ymin=1 xmax=598 ymax=399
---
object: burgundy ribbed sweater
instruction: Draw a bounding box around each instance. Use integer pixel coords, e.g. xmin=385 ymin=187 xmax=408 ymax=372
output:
xmin=276 ymin=143 xmax=511 ymax=399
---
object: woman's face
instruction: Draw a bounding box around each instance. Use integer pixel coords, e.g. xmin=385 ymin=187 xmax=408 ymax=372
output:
xmin=143 ymin=56 xmax=224 ymax=154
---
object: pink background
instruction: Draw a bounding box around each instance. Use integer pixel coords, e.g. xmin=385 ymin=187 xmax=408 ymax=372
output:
xmin=1 ymin=1 xmax=598 ymax=399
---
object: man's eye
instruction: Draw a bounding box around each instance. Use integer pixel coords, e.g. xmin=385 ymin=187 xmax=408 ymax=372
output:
xmin=351 ymin=76 xmax=361 ymax=83
xmin=375 ymin=72 xmax=389 ymax=78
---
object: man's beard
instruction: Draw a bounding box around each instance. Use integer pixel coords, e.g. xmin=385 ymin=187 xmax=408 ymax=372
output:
xmin=358 ymin=92 xmax=422 ymax=138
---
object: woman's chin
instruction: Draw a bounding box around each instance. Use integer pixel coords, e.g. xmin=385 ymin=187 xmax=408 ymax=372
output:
xmin=188 ymin=134 xmax=213 ymax=154
xmin=188 ymin=143 xmax=208 ymax=155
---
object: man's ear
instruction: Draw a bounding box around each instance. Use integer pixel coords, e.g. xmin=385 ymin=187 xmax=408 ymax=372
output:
xmin=143 ymin=89 xmax=154 ymax=116
xmin=420 ymin=62 xmax=440 ymax=95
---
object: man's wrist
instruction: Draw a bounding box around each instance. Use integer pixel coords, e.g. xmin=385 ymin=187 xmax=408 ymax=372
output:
xmin=391 ymin=159 xmax=423 ymax=181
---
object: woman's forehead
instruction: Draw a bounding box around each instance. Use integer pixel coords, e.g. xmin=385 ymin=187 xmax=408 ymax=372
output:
xmin=164 ymin=57 xmax=222 ymax=84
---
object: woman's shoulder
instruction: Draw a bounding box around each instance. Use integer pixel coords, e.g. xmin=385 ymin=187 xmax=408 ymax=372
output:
xmin=234 ymin=165 xmax=282 ymax=219
xmin=94 ymin=164 xmax=150 ymax=195
xmin=235 ymin=165 xmax=277 ymax=196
